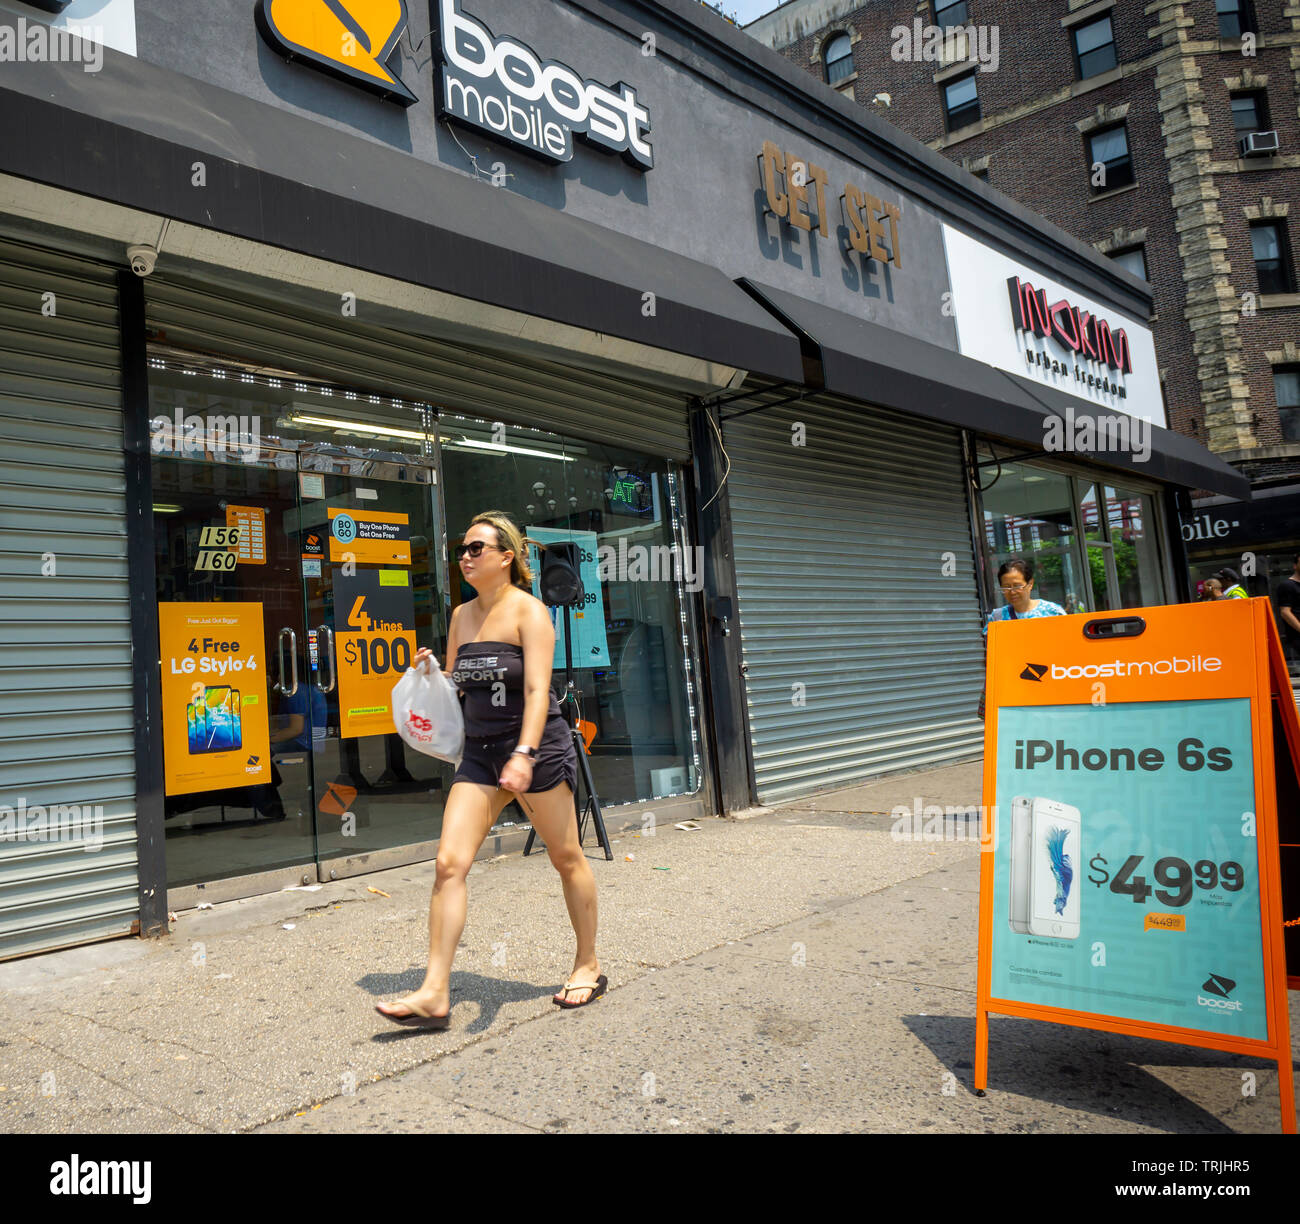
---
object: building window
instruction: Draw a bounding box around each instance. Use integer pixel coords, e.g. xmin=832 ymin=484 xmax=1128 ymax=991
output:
xmin=1216 ymin=0 xmax=1256 ymax=38
xmin=1087 ymin=124 xmax=1134 ymax=193
xmin=824 ymin=33 xmax=853 ymax=86
xmin=1073 ymin=15 xmax=1117 ymax=80
xmin=976 ymin=451 xmax=1166 ymax=614
xmin=934 ymin=0 xmax=969 ymax=30
xmin=1277 ymin=368 xmax=1300 ymax=442
xmin=1111 ymin=246 xmax=1147 ymax=281
xmin=1230 ymin=91 xmax=1269 ymax=134
xmin=943 ymin=73 xmax=980 ymax=132
xmin=1251 ymin=222 xmax=1295 ymax=295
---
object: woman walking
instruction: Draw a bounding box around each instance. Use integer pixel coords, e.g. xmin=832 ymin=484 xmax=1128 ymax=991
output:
xmin=375 ymin=511 xmax=605 ymax=1028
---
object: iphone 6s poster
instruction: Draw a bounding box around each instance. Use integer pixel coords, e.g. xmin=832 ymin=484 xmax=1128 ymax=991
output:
xmin=990 ymin=699 xmax=1266 ymax=1040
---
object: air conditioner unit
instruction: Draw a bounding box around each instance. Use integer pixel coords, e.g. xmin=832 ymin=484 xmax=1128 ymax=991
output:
xmin=1240 ymin=130 xmax=1279 ymax=157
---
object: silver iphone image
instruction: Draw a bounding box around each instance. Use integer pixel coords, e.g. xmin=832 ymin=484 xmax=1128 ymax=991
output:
xmin=1028 ymin=798 xmax=1081 ymax=940
xmin=1008 ymin=796 xmax=1032 ymax=933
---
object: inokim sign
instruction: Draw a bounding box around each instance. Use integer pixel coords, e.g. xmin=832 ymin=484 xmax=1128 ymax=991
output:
xmin=942 ymin=225 xmax=1164 ymax=427
xmin=435 ymin=0 xmax=653 ymax=168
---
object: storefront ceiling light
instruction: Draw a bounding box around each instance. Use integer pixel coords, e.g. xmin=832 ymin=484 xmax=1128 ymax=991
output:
xmin=287 ymin=413 xmax=426 ymax=442
xmin=442 ymin=438 xmax=575 ymax=462
xmin=152 ymin=504 xmax=184 ymax=514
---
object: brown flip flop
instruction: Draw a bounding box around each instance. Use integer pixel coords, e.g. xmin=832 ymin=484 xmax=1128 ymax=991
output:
xmin=374 ymin=999 xmax=451 ymax=1029
xmin=553 ymin=973 xmax=608 ymax=1009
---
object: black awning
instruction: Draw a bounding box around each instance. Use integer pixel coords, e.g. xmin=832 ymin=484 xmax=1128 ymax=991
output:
xmin=0 ymin=58 xmax=805 ymax=385
xmin=738 ymin=278 xmax=1249 ymax=499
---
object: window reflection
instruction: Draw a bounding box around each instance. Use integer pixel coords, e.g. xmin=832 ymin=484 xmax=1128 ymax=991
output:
xmin=978 ymin=447 xmax=1167 ymax=615
xmin=1104 ymin=485 xmax=1163 ymax=608
xmin=439 ymin=415 xmax=700 ymax=807
xmin=981 ymin=461 xmax=1086 ymax=612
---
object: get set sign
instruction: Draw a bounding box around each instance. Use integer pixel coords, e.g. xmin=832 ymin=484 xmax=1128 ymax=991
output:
xmin=977 ymin=600 xmax=1298 ymax=1133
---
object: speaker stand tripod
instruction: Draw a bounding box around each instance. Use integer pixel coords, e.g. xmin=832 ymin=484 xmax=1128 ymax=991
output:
xmin=523 ymin=604 xmax=613 ymax=861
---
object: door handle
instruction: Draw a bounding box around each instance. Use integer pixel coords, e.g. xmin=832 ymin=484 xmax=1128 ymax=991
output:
xmin=275 ymin=627 xmax=299 ymax=695
xmin=316 ymin=624 xmax=336 ymax=694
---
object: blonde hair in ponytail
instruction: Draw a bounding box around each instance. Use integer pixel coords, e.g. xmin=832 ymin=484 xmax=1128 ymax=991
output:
xmin=468 ymin=510 xmax=536 ymax=590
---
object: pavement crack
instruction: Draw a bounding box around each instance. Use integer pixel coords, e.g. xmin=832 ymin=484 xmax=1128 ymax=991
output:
xmin=18 ymin=1031 xmax=220 ymax=1132
xmin=49 ymin=1008 xmax=268 ymax=1090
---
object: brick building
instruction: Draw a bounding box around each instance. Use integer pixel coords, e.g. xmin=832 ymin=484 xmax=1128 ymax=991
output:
xmin=746 ymin=0 xmax=1300 ymax=601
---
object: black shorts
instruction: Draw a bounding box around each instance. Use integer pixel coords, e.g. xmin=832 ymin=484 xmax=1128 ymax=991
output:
xmin=451 ymin=713 xmax=577 ymax=795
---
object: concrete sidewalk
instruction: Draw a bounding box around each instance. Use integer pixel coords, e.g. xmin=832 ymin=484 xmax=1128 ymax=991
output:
xmin=1 ymin=760 xmax=1295 ymax=1134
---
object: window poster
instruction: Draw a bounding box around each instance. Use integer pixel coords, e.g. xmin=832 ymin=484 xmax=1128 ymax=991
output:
xmin=158 ymin=603 xmax=270 ymax=796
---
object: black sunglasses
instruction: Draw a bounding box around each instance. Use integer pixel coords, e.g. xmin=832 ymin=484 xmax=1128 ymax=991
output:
xmin=455 ymin=541 xmax=507 ymax=560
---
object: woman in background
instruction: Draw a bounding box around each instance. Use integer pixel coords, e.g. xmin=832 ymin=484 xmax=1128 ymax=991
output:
xmin=984 ymin=557 xmax=1066 ymax=630
xmin=978 ymin=557 xmax=1066 ymax=718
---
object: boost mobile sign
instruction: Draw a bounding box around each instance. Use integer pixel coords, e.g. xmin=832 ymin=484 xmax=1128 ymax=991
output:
xmin=976 ymin=600 xmax=1298 ymax=1133
xmin=255 ymin=1 xmax=653 ymax=167
xmin=436 ymin=0 xmax=653 ymax=168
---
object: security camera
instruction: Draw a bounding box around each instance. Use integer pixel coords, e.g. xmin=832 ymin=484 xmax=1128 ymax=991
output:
xmin=872 ymin=92 xmax=892 ymax=108
xmin=127 ymin=244 xmax=158 ymax=277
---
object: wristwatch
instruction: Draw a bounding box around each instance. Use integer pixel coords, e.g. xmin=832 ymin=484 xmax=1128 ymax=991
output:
xmin=511 ymin=745 xmax=538 ymax=760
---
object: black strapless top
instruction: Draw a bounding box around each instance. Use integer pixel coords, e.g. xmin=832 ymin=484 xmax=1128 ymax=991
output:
xmin=450 ymin=641 xmax=561 ymax=738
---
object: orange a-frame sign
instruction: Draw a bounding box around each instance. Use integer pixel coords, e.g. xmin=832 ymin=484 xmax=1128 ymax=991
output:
xmin=976 ymin=598 xmax=1297 ymax=1134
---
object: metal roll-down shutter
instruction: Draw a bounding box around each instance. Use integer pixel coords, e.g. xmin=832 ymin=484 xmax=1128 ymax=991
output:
xmin=145 ymin=273 xmax=693 ymax=460
xmin=724 ymin=390 xmax=985 ymax=803
xmin=0 ymin=237 xmax=138 ymax=959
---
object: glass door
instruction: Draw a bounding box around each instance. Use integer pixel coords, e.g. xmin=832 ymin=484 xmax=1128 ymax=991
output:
xmin=1075 ymin=479 xmax=1119 ymax=611
xmin=298 ymin=446 xmax=452 ymax=877
xmin=153 ymin=440 xmax=320 ymax=890
xmin=150 ymin=354 xmax=450 ymax=895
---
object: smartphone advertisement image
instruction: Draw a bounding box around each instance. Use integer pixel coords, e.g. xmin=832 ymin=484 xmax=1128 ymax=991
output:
xmin=158 ymin=603 xmax=270 ymax=796
xmin=992 ymin=698 xmax=1266 ymax=1039
xmin=1029 ymin=798 xmax=1081 ymax=940
xmin=185 ymin=686 xmax=244 ymax=755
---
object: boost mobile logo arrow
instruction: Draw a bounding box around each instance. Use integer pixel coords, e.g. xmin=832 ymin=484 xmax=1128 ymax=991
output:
xmin=1020 ymin=663 xmax=1048 ymax=682
xmin=256 ymin=0 xmax=418 ymax=105
xmin=1202 ymin=973 xmax=1236 ymax=998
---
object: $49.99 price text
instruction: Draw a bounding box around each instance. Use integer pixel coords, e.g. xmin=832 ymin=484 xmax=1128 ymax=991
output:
xmin=1087 ymin=854 xmax=1244 ymax=907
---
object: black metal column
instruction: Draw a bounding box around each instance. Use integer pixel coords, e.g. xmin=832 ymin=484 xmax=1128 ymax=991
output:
xmin=1164 ymin=485 xmax=1194 ymax=603
xmin=118 ymin=270 xmax=167 ymax=939
xmin=688 ymin=398 xmax=757 ymax=815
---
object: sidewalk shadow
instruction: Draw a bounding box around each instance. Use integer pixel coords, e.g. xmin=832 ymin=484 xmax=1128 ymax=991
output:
xmin=360 ymin=969 xmax=565 ymax=1041
xmin=905 ymin=1014 xmax=1288 ymax=1133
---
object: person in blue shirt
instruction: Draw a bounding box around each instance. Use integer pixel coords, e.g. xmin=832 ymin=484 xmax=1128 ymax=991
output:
xmin=272 ymin=679 xmax=327 ymax=752
xmin=984 ymin=557 xmax=1067 ymax=633
xmin=978 ymin=557 xmax=1065 ymax=719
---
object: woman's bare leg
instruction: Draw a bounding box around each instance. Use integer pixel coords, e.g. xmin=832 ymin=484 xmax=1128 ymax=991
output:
xmin=376 ymin=781 xmax=515 ymax=1019
xmin=516 ymin=783 xmax=600 ymax=1004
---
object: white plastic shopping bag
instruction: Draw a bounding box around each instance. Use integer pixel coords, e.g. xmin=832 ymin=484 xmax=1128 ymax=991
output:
xmin=392 ymin=655 xmax=464 ymax=765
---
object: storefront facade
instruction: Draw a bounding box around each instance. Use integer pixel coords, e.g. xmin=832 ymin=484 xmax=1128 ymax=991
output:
xmin=0 ymin=0 xmax=1246 ymax=956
